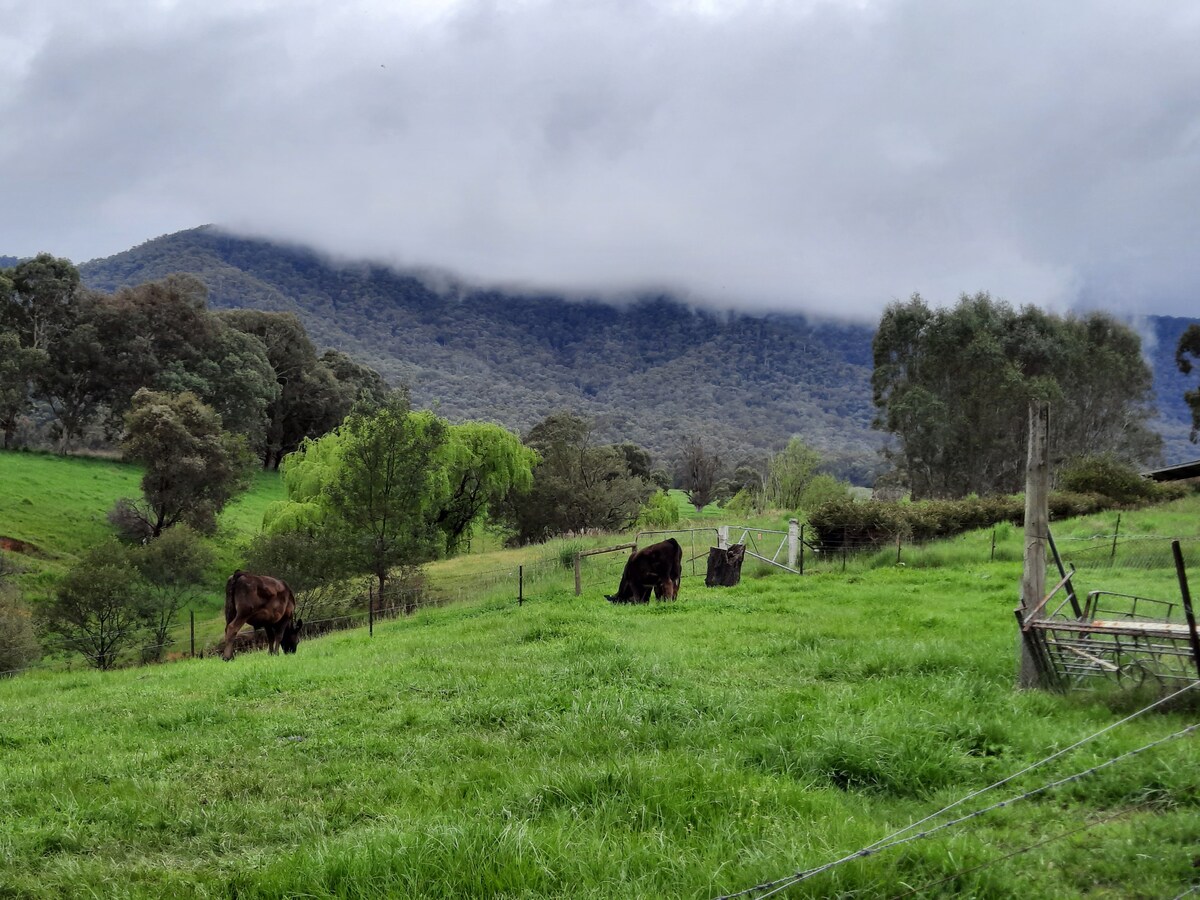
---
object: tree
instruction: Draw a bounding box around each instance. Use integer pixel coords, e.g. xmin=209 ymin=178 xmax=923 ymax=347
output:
xmin=129 ymin=526 xmax=214 ymax=662
xmin=40 ymin=543 xmax=151 ymax=670
xmin=873 ymin=293 xmax=1159 ymax=499
xmin=221 ymin=310 xmax=373 ymax=468
xmin=501 ymin=412 xmax=654 ymax=543
xmin=115 ymin=389 xmax=254 ymax=538
xmin=0 ymin=253 xmax=81 ymax=350
xmin=1176 ymin=323 xmax=1200 ymax=442
xmin=765 ymin=437 xmax=822 ymax=509
xmin=677 ymin=436 xmax=722 ymax=512
xmin=435 ymin=422 xmax=537 ymax=554
xmin=0 ymin=330 xmax=45 ymax=449
xmin=33 ymin=295 xmax=110 ymax=452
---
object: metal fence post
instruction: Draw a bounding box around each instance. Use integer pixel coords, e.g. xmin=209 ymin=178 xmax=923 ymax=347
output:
xmin=799 ymin=524 xmax=805 ymax=574
xmin=519 ymin=565 xmax=524 ymax=606
xmin=190 ymin=610 xmax=195 ymax=658
xmin=1111 ymin=513 xmax=1121 ymax=560
xmin=991 ymin=528 xmax=996 ymax=562
xmin=369 ymin=585 xmax=374 ymax=637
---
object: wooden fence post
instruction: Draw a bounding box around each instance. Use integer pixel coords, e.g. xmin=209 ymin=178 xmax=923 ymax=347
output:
xmin=788 ymin=519 xmax=799 ymax=570
xmin=574 ymin=552 xmax=582 ymax=596
xmin=718 ymin=526 xmax=729 ymax=550
xmin=1019 ymin=399 xmax=1050 ymax=689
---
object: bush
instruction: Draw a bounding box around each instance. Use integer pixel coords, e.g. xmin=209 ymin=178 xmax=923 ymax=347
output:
xmin=635 ymin=491 xmax=680 ymax=530
xmin=808 ymin=490 xmax=1121 ymax=551
xmin=0 ymin=588 xmax=40 ymax=676
xmin=1058 ymin=454 xmax=1160 ymax=505
xmin=798 ymin=474 xmax=852 ymax=513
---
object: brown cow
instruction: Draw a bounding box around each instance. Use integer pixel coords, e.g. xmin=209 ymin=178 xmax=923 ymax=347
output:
xmin=222 ymin=571 xmax=302 ymax=661
xmin=605 ymin=538 xmax=683 ymax=604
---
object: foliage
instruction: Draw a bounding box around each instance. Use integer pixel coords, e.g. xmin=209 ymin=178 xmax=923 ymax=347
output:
xmin=635 ymin=490 xmax=681 ymax=530
xmin=78 ymin=227 xmax=896 ymax=483
xmin=265 ymin=392 xmax=533 ymax=602
xmin=677 ymin=435 xmax=723 ymax=511
xmin=500 ymin=412 xmax=655 ymax=543
xmin=116 ymin=389 xmax=254 ymax=537
xmin=765 ymin=436 xmax=822 ymax=509
xmin=808 ymin=491 xmax=1130 ymax=549
xmin=797 ymin=472 xmax=853 ymax=512
xmin=38 ymin=542 xmax=151 ymax=669
xmin=0 ymin=330 xmax=45 ymax=450
xmin=0 ymin=555 xmax=39 ymax=675
xmin=1058 ymin=453 xmax=1163 ymax=505
xmin=219 ymin=309 xmax=382 ymax=469
xmin=434 ymin=421 xmax=538 ymax=555
xmin=128 ymin=526 xmax=215 ymax=662
xmin=1175 ymin=322 xmax=1200 ymax=441
xmin=872 ymin=293 xmax=1161 ymax=499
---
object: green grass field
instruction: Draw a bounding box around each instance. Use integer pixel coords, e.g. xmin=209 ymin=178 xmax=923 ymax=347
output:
xmin=0 ymin=450 xmax=284 ymax=605
xmin=2 ymin=450 xmax=1199 ymax=897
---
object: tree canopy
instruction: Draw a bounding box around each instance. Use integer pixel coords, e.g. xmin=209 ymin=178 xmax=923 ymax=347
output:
xmin=872 ymin=293 xmax=1160 ymax=499
xmin=264 ymin=393 xmax=536 ymax=599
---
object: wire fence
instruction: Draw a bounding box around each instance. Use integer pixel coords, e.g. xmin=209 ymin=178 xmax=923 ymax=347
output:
xmin=7 ymin=526 xmax=1200 ymax=679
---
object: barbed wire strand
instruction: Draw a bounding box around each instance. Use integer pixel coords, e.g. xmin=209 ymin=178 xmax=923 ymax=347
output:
xmin=886 ymin=800 xmax=1154 ymax=900
xmin=715 ymin=680 xmax=1199 ymax=900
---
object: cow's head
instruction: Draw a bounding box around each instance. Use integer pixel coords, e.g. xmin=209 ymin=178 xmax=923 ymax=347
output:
xmin=281 ymin=618 xmax=303 ymax=654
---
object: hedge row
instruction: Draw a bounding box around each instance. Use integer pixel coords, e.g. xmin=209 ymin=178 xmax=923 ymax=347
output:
xmin=808 ymin=484 xmax=1189 ymax=551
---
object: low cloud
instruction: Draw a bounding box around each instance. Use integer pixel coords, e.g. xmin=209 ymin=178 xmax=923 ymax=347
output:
xmin=3 ymin=0 xmax=1199 ymax=318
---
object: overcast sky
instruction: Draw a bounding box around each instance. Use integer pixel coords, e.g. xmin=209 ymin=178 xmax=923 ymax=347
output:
xmin=2 ymin=0 xmax=1198 ymax=319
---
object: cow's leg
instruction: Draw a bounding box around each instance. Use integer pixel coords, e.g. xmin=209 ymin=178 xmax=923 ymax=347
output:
xmin=222 ymin=615 xmax=249 ymax=661
xmin=266 ymin=622 xmax=283 ymax=654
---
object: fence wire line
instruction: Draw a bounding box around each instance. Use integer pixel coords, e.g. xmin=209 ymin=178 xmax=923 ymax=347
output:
xmin=886 ymin=800 xmax=1154 ymax=900
xmin=715 ymin=679 xmax=1200 ymax=900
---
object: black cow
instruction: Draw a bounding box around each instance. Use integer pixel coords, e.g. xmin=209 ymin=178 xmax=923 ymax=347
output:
xmin=605 ymin=538 xmax=683 ymax=604
xmin=222 ymin=571 xmax=302 ymax=661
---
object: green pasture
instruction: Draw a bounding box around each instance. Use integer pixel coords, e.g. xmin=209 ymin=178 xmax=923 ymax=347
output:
xmin=2 ymin=541 xmax=1199 ymax=897
xmin=0 ymin=450 xmax=284 ymax=606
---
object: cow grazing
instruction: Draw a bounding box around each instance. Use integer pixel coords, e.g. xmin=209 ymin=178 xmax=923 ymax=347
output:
xmin=222 ymin=571 xmax=302 ymax=661
xmin=605 ymin=538 xmax=683 ymax=604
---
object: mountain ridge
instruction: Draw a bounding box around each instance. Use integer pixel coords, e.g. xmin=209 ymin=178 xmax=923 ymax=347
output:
xmin=72 ymin=226 xmax=1200 ymax=476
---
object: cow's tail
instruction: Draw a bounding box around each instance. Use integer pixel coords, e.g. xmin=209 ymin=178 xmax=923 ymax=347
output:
xmin=225 ymin=570 xmax=245 ymax=623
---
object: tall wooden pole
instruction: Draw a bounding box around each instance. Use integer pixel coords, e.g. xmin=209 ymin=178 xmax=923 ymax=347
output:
xmin=1019 ymin=400 xmax=1050 ymax=688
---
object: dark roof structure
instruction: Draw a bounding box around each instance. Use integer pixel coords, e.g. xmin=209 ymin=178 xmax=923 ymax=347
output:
xmin=1143 ymin=459 xmax=1200 ymax=482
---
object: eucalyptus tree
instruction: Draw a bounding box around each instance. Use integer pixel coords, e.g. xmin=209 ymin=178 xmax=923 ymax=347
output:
xmin=872 ymin=293 xmax=1158 ymax=499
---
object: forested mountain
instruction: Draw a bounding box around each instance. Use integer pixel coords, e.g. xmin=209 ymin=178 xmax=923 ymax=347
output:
xmin=79 ymin=227 xmax=883 ymax=481
xmin=73 ymin=227 xmax=1200 ymax=477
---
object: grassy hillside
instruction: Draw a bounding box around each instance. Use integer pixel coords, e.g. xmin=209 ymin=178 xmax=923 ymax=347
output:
xmin=1 ymin=546 xmax=1197 ymax=898
xmin=0 ymin=450 xmax=285 ymax=605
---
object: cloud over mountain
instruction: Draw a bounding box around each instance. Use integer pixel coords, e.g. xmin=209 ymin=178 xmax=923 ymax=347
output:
xmin=4 ymin=0 xmax=1199 ymax=317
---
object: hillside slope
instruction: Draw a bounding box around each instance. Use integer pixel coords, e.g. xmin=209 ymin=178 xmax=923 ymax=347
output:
xmin=80 ymin=227 xmax=882 ymax=480
xmin=1 ymin=556 xmax=1195 ymax=898
xmin=77 ymin=227 xmax=1200 ymax=472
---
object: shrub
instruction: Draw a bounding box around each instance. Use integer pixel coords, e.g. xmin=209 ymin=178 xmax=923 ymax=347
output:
xmin=635 ymin=490 xmax=680 ymax=530
xmin=797 ymin=474 xmax=852 ymax=513
xmin=1058 ymin=454 xmax=1159 ymax=505
xmin=0 ymin=587 xmax=40 ymax=676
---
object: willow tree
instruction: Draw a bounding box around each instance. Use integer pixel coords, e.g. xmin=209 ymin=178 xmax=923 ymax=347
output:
xmin=264 ymin=392 xmax=535 ymax=604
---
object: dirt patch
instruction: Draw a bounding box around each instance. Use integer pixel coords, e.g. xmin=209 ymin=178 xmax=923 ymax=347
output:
xmin=0 ymin=536 xmax=43 ymax=557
